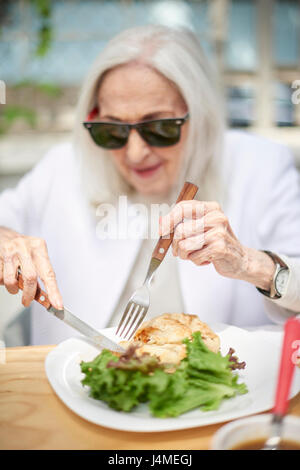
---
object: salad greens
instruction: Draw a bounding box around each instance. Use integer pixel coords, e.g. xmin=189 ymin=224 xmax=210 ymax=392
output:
xmin=80 ymin=332 xmax=247 ymax=417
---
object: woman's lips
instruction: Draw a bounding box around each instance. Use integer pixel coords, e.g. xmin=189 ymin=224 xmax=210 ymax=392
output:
xmin=131 ymin=162 xmax=163 ymax=178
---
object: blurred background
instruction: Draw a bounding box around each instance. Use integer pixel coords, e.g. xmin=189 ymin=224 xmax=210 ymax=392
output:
xmin=0 ymin=0 xmax=300 ymax=341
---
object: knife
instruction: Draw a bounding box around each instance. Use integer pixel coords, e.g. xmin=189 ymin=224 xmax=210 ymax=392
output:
xmin=17 ymin=272 xmax=125 ymax=353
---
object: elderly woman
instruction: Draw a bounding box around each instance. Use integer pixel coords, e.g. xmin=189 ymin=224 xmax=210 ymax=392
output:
xmin=0 ymin=25 xmax=300 ymax=345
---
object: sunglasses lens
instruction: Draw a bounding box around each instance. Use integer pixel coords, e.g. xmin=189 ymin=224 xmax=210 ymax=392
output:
xmin=140 ymin=120 xmax=181 ymax=147
xmin=88 ymin=123 xmax=128 ymax=149
xmin=84 ymin=116 xmax=187 ymax=149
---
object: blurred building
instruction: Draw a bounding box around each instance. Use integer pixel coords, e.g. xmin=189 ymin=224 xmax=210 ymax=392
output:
xmin=0 ymin=0 xmax=299 ymax=341
xmin=0 ymin=0 xmax=299 ymax=193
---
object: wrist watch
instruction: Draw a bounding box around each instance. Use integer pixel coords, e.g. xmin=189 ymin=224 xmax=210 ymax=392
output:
xmin=256 ymin=250 xmax=290 ymax=299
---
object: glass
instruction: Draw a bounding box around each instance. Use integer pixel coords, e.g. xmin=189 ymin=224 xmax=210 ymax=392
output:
xmin=273 ymin=0 xmax=300 ymax=67
xmin=226 ymin=84 xmax=256 ymax=127
xmin=225 ymin=0 xmax=258 ymax=71
xmin=274 ymin=82 xmax=296 ymax=126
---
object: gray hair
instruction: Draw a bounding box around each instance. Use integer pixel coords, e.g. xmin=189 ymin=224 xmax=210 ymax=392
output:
xmin=73 ymin=24 xmax=225 ymax=208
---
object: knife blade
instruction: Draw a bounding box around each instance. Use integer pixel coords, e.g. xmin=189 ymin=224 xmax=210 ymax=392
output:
xmin=49 ymin=306 xmax=125 ymax=353
xmin=17 ymin=272 xmax=125 ymax=353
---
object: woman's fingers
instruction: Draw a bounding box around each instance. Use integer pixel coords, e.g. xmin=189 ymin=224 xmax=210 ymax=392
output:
xmin=2 ymin=252 xmax=20 ymax=294
xmin=2 ymin=238 xmax=39 ymax=304
xmin=2 ymin=236 xmax=40 ymax=303
xmin=18 ymin=256 xmax=38 ymax=307
xmin=38 ymin=268 xmax=63 ymax=310
xmin=161 ymin=201 xmax=245 ymax=278
xmin=172 ymin=210 xmax=229 ymax=258
xmin=30 ymin=238 xmax=63 ymax=310
xmin=175 ymin=226 xmax=222 ymax=259
xmin=0 ymin=235 xmax=63 ymax=309
xmin=0 ymin=259 xmax=3 ymax=285
xmin=159 ymin=200 xmax=221 ymax=237
xmin=174 ymin=233 xmax=206 ymax=259
xmin=187 ymin=239 xmax=227 ymax=265
xmin=172 ymin=218 xmax=205 ymax=255
xmin=187 ymin=243 xmax=216 ymax=265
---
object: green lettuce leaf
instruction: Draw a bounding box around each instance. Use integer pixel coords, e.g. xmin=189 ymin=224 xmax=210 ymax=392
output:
xmin=80 ymin=331 xmax=248 ymax=417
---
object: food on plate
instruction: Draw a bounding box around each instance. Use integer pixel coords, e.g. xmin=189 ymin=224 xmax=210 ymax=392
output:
xmin=119 ymin=313 xmax=220 ymax=366
xmin=80 ymin=313 xmax=247 ymax=417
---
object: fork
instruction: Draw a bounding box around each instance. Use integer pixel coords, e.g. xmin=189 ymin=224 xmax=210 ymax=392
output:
xmin=115 ymin=181 xmax=199 ymax=340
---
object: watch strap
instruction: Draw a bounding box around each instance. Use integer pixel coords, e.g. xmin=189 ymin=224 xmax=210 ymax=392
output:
xmin=256 ymin=251 xmax=288 ymax=299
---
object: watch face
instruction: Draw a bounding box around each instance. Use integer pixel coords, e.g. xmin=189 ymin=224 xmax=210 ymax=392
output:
xmin=275 ymin=268 xmax=289 ymax=296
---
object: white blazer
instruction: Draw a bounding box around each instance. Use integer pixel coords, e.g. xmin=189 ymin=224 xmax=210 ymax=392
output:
xmin=0 ymin=130 xmax=300 ymax=345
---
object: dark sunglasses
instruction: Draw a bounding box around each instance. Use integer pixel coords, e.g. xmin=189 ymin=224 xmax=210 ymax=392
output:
xmin=83 ymin=113 xmax=189 ymax=149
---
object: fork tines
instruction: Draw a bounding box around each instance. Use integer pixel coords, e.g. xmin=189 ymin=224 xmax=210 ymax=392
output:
xmin=116 ymin=302 xmax=147 ymax=340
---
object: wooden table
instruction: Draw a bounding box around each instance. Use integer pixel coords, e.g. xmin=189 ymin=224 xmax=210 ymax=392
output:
xmin=0 ymin=345 xmax=299 ymax=450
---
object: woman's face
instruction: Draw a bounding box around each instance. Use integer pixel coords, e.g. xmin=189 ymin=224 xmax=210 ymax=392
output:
xmin=97 ymin=63 xmax=189 ymax=196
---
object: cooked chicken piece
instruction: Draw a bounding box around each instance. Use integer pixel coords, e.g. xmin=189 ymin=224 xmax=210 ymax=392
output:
xmin=135 ymin=343 xmax=187 ymax=365
xmin=133 ymin=318 xmax=191 ymax=345
xmin=118 ymin=313 xmax=220 ymax=366
xmin=133 ymin=313 xmax=220 ymax=353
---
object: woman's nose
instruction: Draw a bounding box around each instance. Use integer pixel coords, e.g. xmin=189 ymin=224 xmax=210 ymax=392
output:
xmin=125 ymin=129 xmax=149 ymax=164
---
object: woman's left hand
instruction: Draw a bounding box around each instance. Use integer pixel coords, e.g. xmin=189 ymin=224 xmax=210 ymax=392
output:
xmin=159 ymin=200 xmax=275 ymax=290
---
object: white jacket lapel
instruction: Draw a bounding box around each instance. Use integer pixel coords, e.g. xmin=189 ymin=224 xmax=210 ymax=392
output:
xmin=89 ymin=205 xmax=148 ymax=328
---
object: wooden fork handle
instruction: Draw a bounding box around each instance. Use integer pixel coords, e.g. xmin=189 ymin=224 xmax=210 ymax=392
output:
xmin=17 ymin=272 xmax=52 ymax=310
xmin=152 ymin=181 xmax=199 ymax=262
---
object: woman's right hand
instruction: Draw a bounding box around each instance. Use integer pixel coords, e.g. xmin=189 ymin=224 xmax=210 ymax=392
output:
xmin=0 ymin=227 xmax=63 ymax=310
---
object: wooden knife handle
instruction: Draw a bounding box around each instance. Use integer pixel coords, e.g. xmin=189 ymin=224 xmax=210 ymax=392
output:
xmin=17 ymin=272 xmax=52 ymax=309
xmin=152 ymin=181 xmax=199 ymax=262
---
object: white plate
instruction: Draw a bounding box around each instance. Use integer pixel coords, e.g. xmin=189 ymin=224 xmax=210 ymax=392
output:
xmin=45 ymin=323 xmax=300 ymax=432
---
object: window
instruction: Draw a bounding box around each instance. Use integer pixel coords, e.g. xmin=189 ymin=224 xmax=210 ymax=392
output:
xmin=225 ymin=0 xmax=258 ymax=71
xmin=226 ymin=84 xmax=255 ymax=127
xmin=273 ymin=0 xmax=300 ymax=67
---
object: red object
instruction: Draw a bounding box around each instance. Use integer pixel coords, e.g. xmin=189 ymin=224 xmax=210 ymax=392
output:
xmin=273 ymin=316 xmax=300 ymax=416
xmin=86 ymin=106 xmax=98 ymax=121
